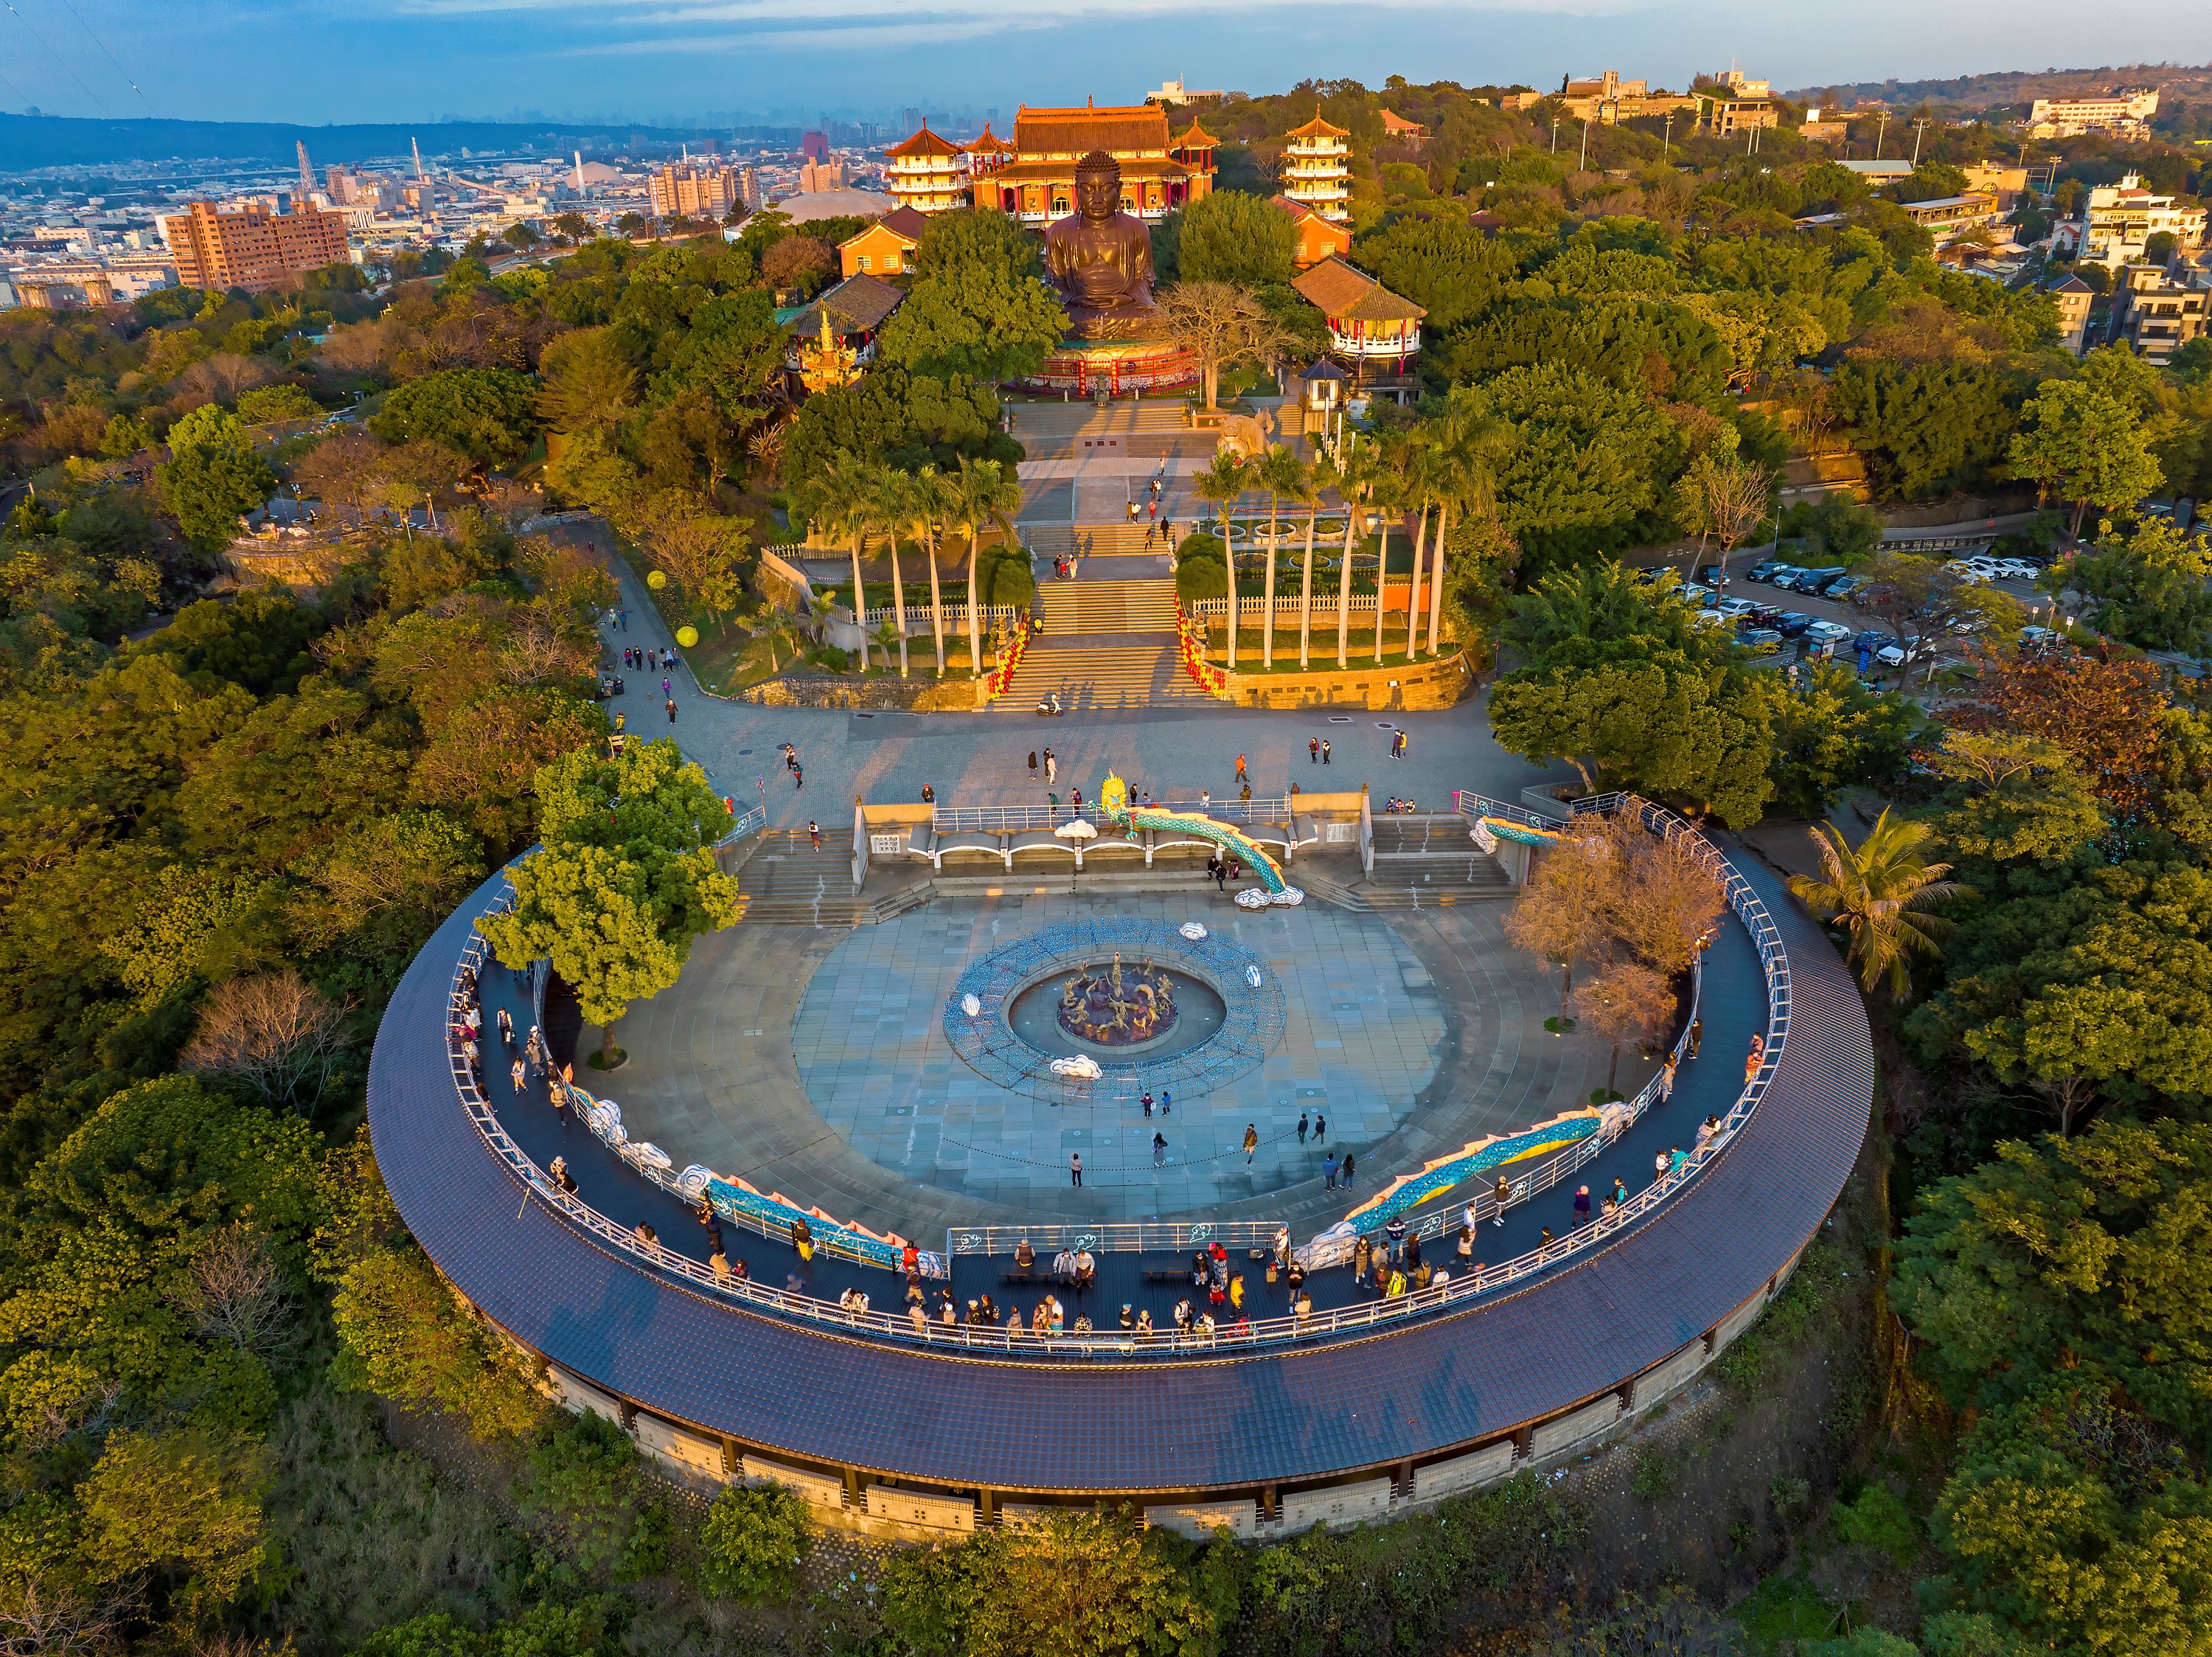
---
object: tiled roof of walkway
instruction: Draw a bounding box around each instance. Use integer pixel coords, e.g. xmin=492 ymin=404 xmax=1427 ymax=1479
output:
xmin=368 ymin=845 xmax=1871 ymax=1494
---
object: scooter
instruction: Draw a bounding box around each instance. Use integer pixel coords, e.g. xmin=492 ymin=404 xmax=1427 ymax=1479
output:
xmin=1035 ymin=691 xmax=1065 ymax=717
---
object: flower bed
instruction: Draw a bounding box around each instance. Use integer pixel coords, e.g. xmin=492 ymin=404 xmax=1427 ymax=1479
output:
xmin=1176 ymin=606 xmax=1228 ymax=697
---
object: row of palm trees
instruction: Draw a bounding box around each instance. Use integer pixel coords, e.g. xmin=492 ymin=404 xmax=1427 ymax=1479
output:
xmin=1188 ymin=403 xmax=1510 ymax=673
xmin=803 ymin=453 xmax=1026 ymax=678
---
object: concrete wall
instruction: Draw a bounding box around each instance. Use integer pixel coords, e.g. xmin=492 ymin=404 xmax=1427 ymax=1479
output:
xmin=865 ymin=1487 xmax=978 ymax=1533
xmin=547 ymin=1366 xmax=625 ymax=1425
xmin=1278 ymin=1476 xmax=1394 ymax=1533
xmin=1411 ymin=1440 xmax=1517 ymax=1503
xmin=1145 ymin=1498 xmax=1260 ymax=1540
xmin=1529 ymin=1393 xmax=1624 ymax=1461
xmin=736 ymin=673 xmax=981 ymax=711
xmin=634 ymin=1413 xmax=730 ymax=1481
xmin=1223 ymin=650 xmax=1476 ymax=711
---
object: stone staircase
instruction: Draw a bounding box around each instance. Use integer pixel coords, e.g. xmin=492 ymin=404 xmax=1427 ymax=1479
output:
xmin=1038 ymin=577 xmax=1178 ymax=633
xmin=1000 ymin=633 xmax=1217 ymax=712
xmin=1025 ymin=521 xmax=1179 ymax=559
xmin=1010 ymin=403 xmax=1192 ymax=441
xmin=1358 ymin=814 xmax=1516 ymax=906
xmin=734 ymin=829 xmax=873 ymax=926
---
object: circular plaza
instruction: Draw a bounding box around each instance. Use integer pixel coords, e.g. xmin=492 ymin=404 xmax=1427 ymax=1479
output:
xmin=369 ymin=793 xmax=1872 ymax=1523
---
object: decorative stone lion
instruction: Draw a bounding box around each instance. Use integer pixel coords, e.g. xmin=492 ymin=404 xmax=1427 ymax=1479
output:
xmin=1214 ymin=409 xmax=1276 ymax=462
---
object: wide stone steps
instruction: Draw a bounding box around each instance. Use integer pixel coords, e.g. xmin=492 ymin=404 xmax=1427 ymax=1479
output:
xmin=735 ymin=831 xmax=870 ymax=926
xmin=1000 ymin=639 xmax=1216 ymax=711
xmin=1039 ymin=578 xmax=1178 ymax=633
xmin=1025 ymin=523 xmax=1179 ymax=558
xmin=1010 ymin=403 xmax=1192 ymax=440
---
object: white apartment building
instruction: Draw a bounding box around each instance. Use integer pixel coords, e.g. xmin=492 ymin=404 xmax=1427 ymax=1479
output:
xmin=2057 ymin=172 xmax=2207 ymax=269
xmin=2029 ymin=88 xmax=2158 ymax=139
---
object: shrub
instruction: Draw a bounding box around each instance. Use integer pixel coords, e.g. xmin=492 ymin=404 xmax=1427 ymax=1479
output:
xmin=695 ymin=1483 xmax=811 ymax=1604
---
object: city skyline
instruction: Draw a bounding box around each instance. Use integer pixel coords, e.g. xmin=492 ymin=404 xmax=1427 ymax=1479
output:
xmin=1 ymin=0 xmax=2209 ymax=127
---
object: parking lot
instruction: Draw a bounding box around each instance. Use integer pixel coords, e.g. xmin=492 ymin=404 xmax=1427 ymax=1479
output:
xmin=1667 ymin=552 xmax=2054 ymax=687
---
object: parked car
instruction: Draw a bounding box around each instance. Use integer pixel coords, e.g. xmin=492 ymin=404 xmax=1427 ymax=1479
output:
xmin=1824 ymin=574 xmax=1872 ymax=604
xmin=1806 ymin=570 xmax=1860 ymax=598
xmin=1714 ymin=595 xmax=1759 ymax=619
xmin=1736 ymin=627 xmax=1784 ymax=653
xmin=1797 ymin=564 xmax=1847 ymax=591
xmin=1772 ymin=611 xmax=1816 ymax=638
xmin=1745 ymin=561 xmax=1792 ymax=584
xmin=1804 ymin=619 xmax=1853 ymax=645
xmin=1943 ymin=560 xmax=1992 ymax=583
xmin=1694 ymin=608 xmax=1731 ymax=628
xmin=2019 ymin=625 xmax=2065 ymax=651
xmin=1680 ymin=584 xmax=1715 ymax=606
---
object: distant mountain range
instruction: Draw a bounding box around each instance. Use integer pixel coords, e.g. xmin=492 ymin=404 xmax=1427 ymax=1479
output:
xmin=0 ymin=113 xmax=801 ymax=172
xmin=1781 ymin=61 xmax=2212 ymax=112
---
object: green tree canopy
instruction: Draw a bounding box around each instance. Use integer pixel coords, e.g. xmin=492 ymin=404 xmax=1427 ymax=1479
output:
xmin=369 ymin=368 xmax=540 ymax=470
xmin=877 ymin=211 xmax=1069 ymax=384
xmin=1175 ymin=190 xmax=1299 ymax=288
xmin=154 ymin=404 xmax=277 ymax=551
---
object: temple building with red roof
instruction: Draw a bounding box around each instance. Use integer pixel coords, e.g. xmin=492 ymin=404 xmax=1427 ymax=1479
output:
xmin=1291 ymin=255 xmax=1425 ymax=397
xmin=966 ymin=100 xmax=1214 ymax=226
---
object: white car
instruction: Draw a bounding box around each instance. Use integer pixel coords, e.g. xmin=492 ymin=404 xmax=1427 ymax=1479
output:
xmin=1944 ymin=560 xmax=1992 ymax=583
xmin=1989 ymin=560 xmax=2039 ymax=581
xmin=1714 ymin=596 xmax=1759 ymax=619
xmin=1694 ymin=608 xmax=1731 ymax=628
xmin=1680 ymin=584 xmax=1715 ymax=606
xmin=1804 ymin=619 xmax=1853 ymax=645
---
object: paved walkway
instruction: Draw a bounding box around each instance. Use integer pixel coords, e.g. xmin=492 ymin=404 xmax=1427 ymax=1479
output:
xmin=462 ymin=891 xmax=1753 ymax=1338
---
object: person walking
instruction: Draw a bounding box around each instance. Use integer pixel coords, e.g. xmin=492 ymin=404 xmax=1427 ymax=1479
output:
xmin=1660 ymin=1054 xmax=1677 ymax=1104
xmin=1341 ymin=1152 xmax=1356 ymax=1189
xmin=1689 ymin=1015 xmax=1703 ymax=1058
xmin=1045 ymin=750 xmax=1057 ymax=785
xmin=1243 ymin=1124 xmax=1259 ymax=1163
xmin=1310 ymin=737 xmax=1320 ymax=764
xmin=1235 ymin=754 xmax=1248 ymax=785
xmin=1573 ymin=1184 xmax=1591 ymax=1223
xmin=1655 ymin=1148 xmax=1671 ymax=1187
xmin=1312 ymin=1112 xmax=1326 ymax=1143
xmin=1296 ymin=1111 xmax=1310 ymax=1144
xmin=1353 ymin=1234 xmax=1371 ymax=1282
xmin=509 ymin=1057 xmax=526 ymax=1095
xmin=1152 ymin=1132 xmax=1167 ymax=1168
xmin=1324 ymin=1153 xmax=1338 ymax=1191
xmin=1142 ymin=1091 xmax=1155 ymax=1116
xmin=665 ymin=697 xmax=677 ymax=723
xmin=1159 ymin=1089 xmax=1171 ymax=1114
xmin=1029 ymin=749 xmax=1038 ymax=780
xmin=1492 ymin=1173 xmax=1509 ymax=1226
xmin=808 ymin=820 xmax=821 ymax=851
xmin=793 ymin=764 xmax=803 ymax=790
xmin=1320 ymin=738 xmax=1331 ymax=765
xmin=1070 ymin=1152 xmax=1083 ymax=1187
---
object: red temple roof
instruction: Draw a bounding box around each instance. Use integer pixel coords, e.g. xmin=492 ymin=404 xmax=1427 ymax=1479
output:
xmin=886 ymin=125 xmax=964 ymax=159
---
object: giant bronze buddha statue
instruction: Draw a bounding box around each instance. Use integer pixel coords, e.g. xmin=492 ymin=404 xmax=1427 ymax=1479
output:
xmin=1044 ymin=150 xmax=1158 ymax=341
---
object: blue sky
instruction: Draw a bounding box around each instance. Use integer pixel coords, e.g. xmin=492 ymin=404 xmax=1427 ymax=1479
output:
xmin=7 ymin=0 xmax=2211 ymax=127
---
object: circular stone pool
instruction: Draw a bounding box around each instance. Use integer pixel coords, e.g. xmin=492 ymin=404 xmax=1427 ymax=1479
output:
xmin=1008 ymin=964 xmax=1227 ymax=1060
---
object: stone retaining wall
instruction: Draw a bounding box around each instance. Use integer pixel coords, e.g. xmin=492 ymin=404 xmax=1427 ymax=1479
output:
xmin=735 ymin=674 xmax=984 ymax=711
xmin=1222 ymin=649 xmax=1478 ymax=711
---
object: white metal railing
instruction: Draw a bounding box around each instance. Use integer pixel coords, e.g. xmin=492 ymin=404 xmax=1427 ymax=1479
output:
xmin=1186 ymin=597 xmax=1382 ymax=622
xmin=433 ymin=793 xmax=1792 ymax=1359
xmin=714 ymin=803 xmax=767 ymax=849
xmin=857 ymin=602 xmax=1023 ymax=634
xmin=945 ymin=1220 xmax=1287 ymax=1257
xmin=1329 ymin=330 xmax=1422 ymax=358
xmin=928 ymin=796 xmax=1301 ymax=835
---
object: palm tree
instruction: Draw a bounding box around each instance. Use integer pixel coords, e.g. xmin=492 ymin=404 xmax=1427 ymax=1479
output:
xmin=1192 ymin=450 xmax=1255 ymax=670
xmin=810 ymin=451 xmax=877 ymax=673
xmin=1277 ymin=454 xmax=1322 ymax=670
xmin=1257 ymin=445 xmax=1308 ymax=669
xmin=891 ymin=465 xmax=949 ymax=676
xmin=1322 ymin=437 xmax=1380 ymax=671
xmin=1368 ymin=461 xmax=1408 ymax=667
xmin=1394 ymin=436 xmax=1441 ymax=663
xmin=948 ymin=456 xmax=1023 ymax=681
xmin=1788 ymin=810 xmax=1966 ymax=998
xmin=1422 ymin=406 xmax=1509 ymax=657
xmin=869 ymin=468 xmax=911 ymax=678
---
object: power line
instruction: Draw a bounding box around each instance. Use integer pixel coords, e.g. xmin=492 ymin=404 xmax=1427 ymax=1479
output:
xmin=49 ymin=0 xmax=157 ymax=117
xmin=2 ymin=0 xmax=110 ymax=117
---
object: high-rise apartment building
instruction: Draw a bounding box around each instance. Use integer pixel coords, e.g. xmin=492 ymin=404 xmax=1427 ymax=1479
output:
xmin=647 ymin=163 xmax=742 ymax=220
xmin=2029 ymin=88 xmax=2159 ymax=139
xmin=159 ymin=201 xmax=350 ymax=293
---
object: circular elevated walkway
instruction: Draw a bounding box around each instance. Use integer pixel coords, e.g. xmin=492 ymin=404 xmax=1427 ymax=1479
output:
xmin=368 ymin=819 xmax=1870 ymax=1510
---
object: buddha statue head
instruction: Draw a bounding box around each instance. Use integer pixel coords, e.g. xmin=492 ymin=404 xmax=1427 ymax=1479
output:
xmin=1073 ymin=150 xmax=1123 ymax=222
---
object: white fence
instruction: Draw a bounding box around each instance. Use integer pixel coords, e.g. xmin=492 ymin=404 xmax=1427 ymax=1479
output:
xmin=1184 ymin=596 xmax=1384 ymax=624
xmin=858 ymin=602 xmax=1026 ymax=636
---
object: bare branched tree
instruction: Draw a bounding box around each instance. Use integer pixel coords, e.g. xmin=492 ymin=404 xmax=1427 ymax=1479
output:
xmin=175 ymin=1224 xmax=302 ymax=1364
xmin=1155 ymin=281 xmax=1293 ymax=413
xmin=181 ymin=970 xmax=354 ymax=1114
xmin=0 ymin=1577 xmax=140 ymax=1657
